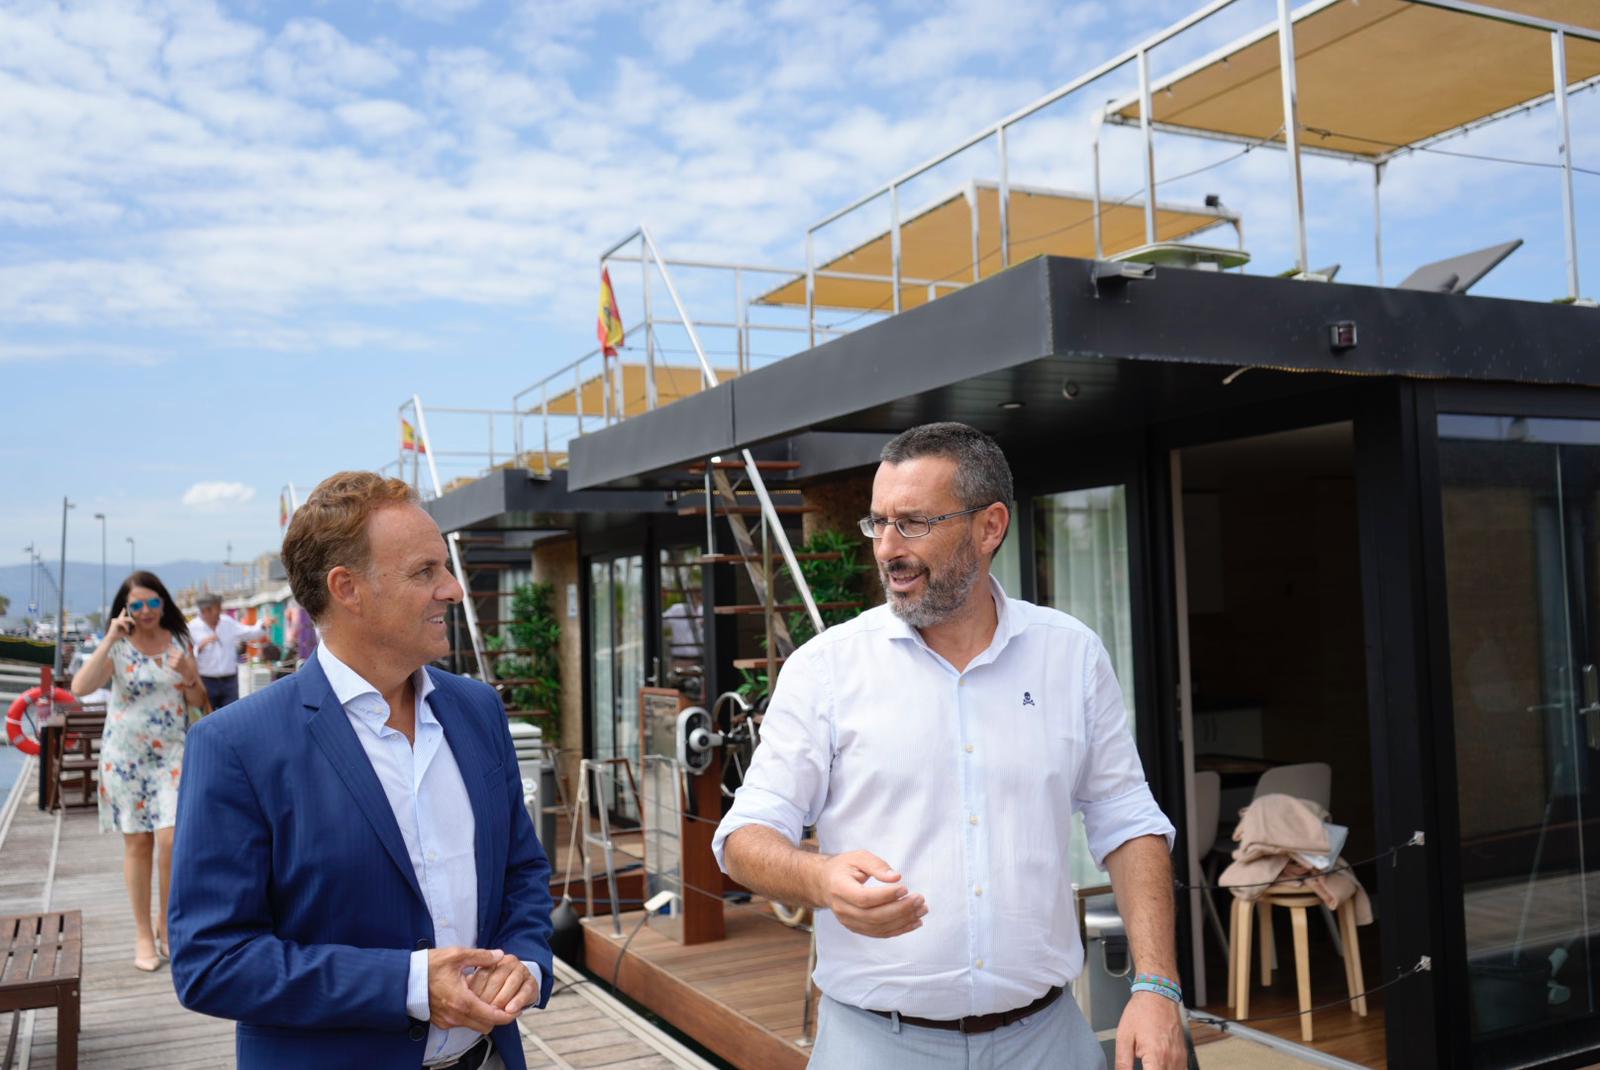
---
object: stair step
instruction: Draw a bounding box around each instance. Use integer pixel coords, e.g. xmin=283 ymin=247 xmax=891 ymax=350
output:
xmin=686 ymin=460 xmax=801 ymax=473
xmin=732 ymin=656 xmax=789 ymax=670
xmin=679 ymin=505 xmax=818 ymax=517
xmin=714 ymin=601 xmax=862 ymax=615
xmin=453 ymin=536 xmax=507 ymax=545
xmin=698 ymin=552 xmax=844 ymax=564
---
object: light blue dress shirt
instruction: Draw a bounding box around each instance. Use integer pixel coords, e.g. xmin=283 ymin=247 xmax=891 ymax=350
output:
xmin=316 ymin=644 xmax=539 ymax=1065
xmin=712 ymin=578 xmax=1175 ymax=1020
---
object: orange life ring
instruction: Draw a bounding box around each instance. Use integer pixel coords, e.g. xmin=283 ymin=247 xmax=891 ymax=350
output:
xmin=5 ymin=687 xmax=75 ymax=757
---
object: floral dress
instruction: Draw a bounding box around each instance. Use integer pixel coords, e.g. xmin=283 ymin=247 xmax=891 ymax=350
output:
xmin=99 ymin=636 xmax=187 ymax=833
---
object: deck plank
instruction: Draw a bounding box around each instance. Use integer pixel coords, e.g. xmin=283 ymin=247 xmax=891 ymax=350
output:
xmin=1 ymin=781 xmax=711 ymax=1070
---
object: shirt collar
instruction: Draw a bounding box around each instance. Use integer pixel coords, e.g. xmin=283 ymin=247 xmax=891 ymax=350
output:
xmin=884 ymin=573 xmax=1017 ymax=647
xmin=315 ymin=641 xmax=437 ymax=726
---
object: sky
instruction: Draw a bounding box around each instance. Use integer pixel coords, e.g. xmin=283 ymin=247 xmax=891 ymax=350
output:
xmin=1 ymin=0 xmax=1594 ymax=575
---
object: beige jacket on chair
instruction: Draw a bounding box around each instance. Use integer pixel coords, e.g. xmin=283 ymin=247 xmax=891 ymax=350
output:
xmin=1219 ymin=792 xmax=1373 ymax=925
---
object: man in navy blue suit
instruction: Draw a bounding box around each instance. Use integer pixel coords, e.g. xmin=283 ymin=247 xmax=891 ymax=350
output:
xmin=169 ymin=471 xmax=554 ymax=1070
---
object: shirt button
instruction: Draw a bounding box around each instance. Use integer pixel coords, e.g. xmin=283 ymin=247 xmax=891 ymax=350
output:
xmin=975 ymin=958 xmax=985 ymax=969
xmin=974 ymin=885 xmax=983 ymax=897
xmin=426 ymin=851 xmax=438 ymax=863
xmin=964 ymin=743 xmax=974 ymax=754
xmin=969 ymin=815 xmax=979 ymax=826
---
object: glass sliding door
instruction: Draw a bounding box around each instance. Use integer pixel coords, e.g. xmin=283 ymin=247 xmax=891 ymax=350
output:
xmin=589 ymin=553 xmax=645 ymax=819
xmin=1437 ymin=414 xmax=1600 ymax=1064
xmin=1034 ymin=484 xmax=1136 ymax=888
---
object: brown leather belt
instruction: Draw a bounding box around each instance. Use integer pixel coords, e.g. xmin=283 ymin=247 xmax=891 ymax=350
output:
xmin=864 ymin=985 xmax=1063 ymax=1035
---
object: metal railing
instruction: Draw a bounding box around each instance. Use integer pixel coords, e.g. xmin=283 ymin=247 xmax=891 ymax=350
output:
xmin=398 ymin=395 xmax=490 ymax=683
xmin=604 ymin=226 xmax=827 ymax=636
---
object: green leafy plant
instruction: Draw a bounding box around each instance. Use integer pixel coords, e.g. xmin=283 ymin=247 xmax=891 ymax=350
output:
xmin=736 ymin=528 xmax=869 ymax=702
xmin=488 ymin=581 xmax=562 ymax=742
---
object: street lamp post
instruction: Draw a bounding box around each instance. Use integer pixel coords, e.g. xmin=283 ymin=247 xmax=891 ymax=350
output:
xmin=127 ymin=536 xmax=135 ymax=572
xmin=22 ymin=542 xmax=36 ymax=619
xmin=93 ymin=513 xmax=107 ymax=627
xmin=53 ymin=497 xmax=74 ymax=676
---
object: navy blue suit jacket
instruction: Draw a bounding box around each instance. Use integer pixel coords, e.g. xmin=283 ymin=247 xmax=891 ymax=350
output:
xmin=169 ymin=656 xmax=554 ymax=1069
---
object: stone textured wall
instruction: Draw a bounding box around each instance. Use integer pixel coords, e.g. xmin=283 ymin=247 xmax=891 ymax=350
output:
xmin=531 ymin=535 xmax=583 ymax=795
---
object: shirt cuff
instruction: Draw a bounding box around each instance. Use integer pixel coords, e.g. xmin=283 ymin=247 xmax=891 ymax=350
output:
xmin=711 ymin=789 xmax=806 ymax=874
xmin=520 ymin=961 xmax=542 ymax=1012
xmin=1080 ymin=783 xmax=1177 ymax=869
xmin=406 ymin=948 xmax=431 ymax=1023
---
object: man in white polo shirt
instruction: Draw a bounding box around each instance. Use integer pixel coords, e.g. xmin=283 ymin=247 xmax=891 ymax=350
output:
xmin=714 ymin=422 xmax=1184 ymax=1070
xmin=189 ymin=593 xmax=272 ymax=710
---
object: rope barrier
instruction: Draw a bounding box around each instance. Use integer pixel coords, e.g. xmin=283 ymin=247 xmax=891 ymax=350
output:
xmin=1188 ymin=958 xmax=1430 ymax=1030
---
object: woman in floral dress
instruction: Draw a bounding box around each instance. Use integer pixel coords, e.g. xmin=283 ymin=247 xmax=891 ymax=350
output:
xmin=71 ymin=571 xmax=206 ymax=971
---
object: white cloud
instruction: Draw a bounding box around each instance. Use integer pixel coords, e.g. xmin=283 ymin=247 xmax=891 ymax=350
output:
xmin=390 ymin=0 xmax=483 ymax=20
xmin=181 ymin=482 xmax=257 ymax=511
xmin=260 ymin=18 xmax=406 ymax=102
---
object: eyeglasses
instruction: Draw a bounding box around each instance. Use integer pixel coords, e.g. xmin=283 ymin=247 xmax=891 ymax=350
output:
xmin=127 ymin=597 xmax=163 ymax=612
xmin=858 ymin=504 xmax=994 ymax=540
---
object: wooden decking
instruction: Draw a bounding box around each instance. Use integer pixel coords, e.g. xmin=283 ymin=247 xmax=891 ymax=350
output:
xmin=0 ymin=755 xmax=714 ymax=1070
xmin=1196 ymin=909 xmax=1387 ymax=1068
xmin=584 ymin=902 xmax=813 ymax=1070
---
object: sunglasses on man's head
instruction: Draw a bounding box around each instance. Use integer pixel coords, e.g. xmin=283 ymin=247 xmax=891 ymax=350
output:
xmin=127 ymin=597 xmax=163 ymax=612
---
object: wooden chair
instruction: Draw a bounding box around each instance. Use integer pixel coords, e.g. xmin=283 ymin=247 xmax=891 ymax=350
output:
xmin=1228 ymin=887 xmax=1366 ymax=1043
xmin=50 ymin=702 xmax=107 ymax=811
xmin=0 ymin=911 xmax=82 ymax=1070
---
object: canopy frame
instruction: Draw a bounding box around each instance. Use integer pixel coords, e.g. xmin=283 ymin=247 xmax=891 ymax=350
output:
xmin=1096 ymin=0 xmax=1598 ymax=294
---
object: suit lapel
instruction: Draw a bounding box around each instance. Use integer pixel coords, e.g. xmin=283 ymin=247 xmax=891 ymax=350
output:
xmin=431 ymin=672 xmax=496 ymax=940
xmin=299 ymin=661 xmax=427 ymax=906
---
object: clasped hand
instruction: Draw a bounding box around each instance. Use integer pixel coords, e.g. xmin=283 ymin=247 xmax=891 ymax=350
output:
xmin=427 ymin=947 xmax=538 ymax=1033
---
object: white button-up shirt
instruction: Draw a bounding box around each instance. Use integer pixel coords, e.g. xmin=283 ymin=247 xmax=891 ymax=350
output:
xmin=712 ymin=578 xmax=1175 ymax=1020
xmin=189 ymin=613 xmax=269 ymax=678
xmin=317 ymin=644 xmax=537 ymax=1065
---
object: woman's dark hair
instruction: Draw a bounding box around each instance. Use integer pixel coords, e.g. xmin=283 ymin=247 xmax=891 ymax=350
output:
xmin=110 ymin=571 xmax=191 ymax=647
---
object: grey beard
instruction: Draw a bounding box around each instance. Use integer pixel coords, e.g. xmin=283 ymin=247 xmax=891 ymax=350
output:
xmin=881 ymin=536 xmax=984 ymax=629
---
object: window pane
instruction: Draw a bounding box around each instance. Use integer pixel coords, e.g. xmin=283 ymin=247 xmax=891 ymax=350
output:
xmin=1438 ymin=414 xmax=1600 ymax=1056
xmin=1034 ymin=485 xmax=1134 ymax=887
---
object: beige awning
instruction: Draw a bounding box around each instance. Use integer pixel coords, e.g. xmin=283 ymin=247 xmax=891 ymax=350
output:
xmin=1107 ymin=0 xmax=1600 ymax=160
xmin=756 ymin=180 xmax=1238 ymax=311
xmin=539 ymin=362 xmax=737 ymax=420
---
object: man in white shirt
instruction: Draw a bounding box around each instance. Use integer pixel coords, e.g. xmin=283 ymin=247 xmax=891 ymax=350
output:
xmin=189 ymin=594 xmax=272 ymax=710
xmin=714 ymin=423 xmax=1184 ymax=1070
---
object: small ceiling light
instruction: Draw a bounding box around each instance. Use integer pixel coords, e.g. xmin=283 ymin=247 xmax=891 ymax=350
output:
xmin=999 ymin=401 xmax=1024 ymax=411
xmin=1061 ymin=380 xmax=1081 ymax=400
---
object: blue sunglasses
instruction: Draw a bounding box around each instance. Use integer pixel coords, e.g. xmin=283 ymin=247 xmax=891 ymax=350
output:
xmin=127 ymin=597 xmax=163 ymax=612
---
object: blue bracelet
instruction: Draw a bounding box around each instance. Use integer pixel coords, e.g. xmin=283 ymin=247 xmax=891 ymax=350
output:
xmin=1129 ymin=981 xmax=1184 ymax=1005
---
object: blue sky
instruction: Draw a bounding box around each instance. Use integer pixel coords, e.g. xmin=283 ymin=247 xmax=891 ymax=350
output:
xmin=1 ymin=0 xmax=1594 ymax=575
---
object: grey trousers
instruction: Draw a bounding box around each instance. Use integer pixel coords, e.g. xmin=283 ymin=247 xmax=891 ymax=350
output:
xmin=807 ymin=992 xmax=1106 ymax=1070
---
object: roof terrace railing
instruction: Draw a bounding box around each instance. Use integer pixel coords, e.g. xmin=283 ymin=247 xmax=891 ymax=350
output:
xmin=806 ymin=0 xmax=1597 ymax=306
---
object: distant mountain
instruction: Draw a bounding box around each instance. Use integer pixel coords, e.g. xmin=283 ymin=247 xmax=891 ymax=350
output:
xmin=0 ymin=560 xmax=233 ymax=624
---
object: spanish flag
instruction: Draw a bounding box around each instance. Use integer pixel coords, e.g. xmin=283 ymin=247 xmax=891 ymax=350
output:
xmin=401 ymin=418 xmax=425 ymax=453
xmin=279 ymin=491 xmax=289 ymax=530
xmin=597 ymin=267 xmax=624 ymax=357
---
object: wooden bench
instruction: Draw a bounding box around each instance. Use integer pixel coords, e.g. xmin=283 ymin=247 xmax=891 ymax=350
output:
xmin=1 ymin=911 xmax=82 ymax=1070
xmin=49 ymin=704 xmax=107 ymax=812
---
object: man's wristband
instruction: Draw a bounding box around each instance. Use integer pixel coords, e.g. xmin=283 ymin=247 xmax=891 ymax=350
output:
xmin=1129 ymin=973 xmax=1183 ymax=1005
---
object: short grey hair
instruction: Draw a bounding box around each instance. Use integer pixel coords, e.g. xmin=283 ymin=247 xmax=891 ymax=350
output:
xmin=196 ymin=593 xmax=222 ymax=609
xmin=880 ymin=422 xmax=1014 ymax=547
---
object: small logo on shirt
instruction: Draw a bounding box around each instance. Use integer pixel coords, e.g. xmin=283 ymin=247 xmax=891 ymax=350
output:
xmin=1022 ymin=691 xmax=1036 ymax=707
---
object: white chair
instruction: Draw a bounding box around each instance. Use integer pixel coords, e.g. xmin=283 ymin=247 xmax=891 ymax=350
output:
xmin=1251 ymin=762 xmax=1331 ymax=809
xmin=1249 ymin=762 xmax=1343 ymax=957
xmin=1191 ymin=771 xmax=1229 ymax=956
